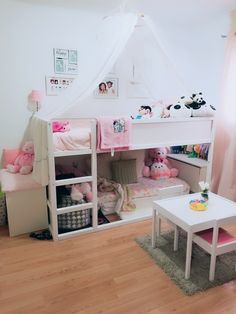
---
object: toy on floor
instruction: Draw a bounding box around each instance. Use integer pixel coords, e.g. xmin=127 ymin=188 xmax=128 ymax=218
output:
xmin=6 ymin=141 xmax=34 ymax=175
xmin=52 ymin=120 xmax=70 ymax=132
xmin=71 ymin=182 xmax=93 ymax=202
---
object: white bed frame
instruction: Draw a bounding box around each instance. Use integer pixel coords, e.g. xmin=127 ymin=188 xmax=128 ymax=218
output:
xmin=47 ymin=117 xmax=215 ymax=240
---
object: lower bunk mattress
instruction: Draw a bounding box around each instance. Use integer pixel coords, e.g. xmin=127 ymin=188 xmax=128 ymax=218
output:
xmin=98 ymin=176 xmax=190 ymax=217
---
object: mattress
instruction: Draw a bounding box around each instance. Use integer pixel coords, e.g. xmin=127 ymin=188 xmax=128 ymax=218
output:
xmin=53 ymin=127 xmax=91 ymax=151
xmin=98 ymin=177 xmax=190 ymax=215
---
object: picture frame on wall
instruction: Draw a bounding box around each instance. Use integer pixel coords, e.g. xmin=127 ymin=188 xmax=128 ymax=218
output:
xmin=45 ymin=76 xmax=74 ymax=96
xmin=94 ymin=77 xmax=119 ymax=98
xmin=54 ymin=48 xmax=78 ymax=75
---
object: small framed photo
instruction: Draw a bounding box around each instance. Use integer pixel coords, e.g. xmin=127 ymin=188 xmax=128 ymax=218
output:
xmin=45 ymin=76 xmax=74 ymax=96
xmin=94 ymin=77 xmax=119 ymax=98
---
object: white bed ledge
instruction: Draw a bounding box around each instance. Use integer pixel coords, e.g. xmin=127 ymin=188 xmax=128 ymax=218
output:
xmin=131 ymin=117 xmax=214 ymax=150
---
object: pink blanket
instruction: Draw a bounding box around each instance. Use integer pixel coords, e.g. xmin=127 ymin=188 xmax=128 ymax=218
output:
xmin=97 ymin=116 xmax=131 ymax=151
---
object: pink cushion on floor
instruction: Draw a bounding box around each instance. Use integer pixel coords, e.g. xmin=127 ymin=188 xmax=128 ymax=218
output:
xmin=196 ymin=228 xmax=236 ymax=245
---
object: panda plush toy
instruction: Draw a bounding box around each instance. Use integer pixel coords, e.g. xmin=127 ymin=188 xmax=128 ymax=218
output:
xmin=166 ymin=96 xmax=192 ymax=118
xmin=189 ymin=92 xmax=216 ymax=117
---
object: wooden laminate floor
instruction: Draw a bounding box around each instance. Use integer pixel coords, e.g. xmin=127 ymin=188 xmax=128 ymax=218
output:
xmin=1 ymin=221 xmax=236 ymax=314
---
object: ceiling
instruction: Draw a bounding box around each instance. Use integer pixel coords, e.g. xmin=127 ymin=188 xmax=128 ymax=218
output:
xmin=15 ymin=0 xmax=236 ymax=33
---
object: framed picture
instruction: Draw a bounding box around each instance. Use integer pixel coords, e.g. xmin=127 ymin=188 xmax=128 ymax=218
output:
xmin=54 ymin=48 xmax=78 ymax=75
xmin=45 ymin=76 xmax=74 ymax=96
xmin=94 ymin=77 xmax=119 ymax=98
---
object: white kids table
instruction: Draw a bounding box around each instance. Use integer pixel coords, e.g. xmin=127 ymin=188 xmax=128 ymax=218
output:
xmin=152 ymin=192 xmax=236 ymax=279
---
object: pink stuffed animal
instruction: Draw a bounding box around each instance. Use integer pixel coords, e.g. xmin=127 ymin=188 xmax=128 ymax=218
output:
xmin=144 ymin=147 xmax=178 ymax=178
xmin=143 ymin=161 xmax=178 ymax=180
xmin=52 ymin=120 xmax=70 ymax=133
xmin=71 ymin=182 xmax=93 ymax=202
xmin=7 ymin=141 xmax=34 ymax=175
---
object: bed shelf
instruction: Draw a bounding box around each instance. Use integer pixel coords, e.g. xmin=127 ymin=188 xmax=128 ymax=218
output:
xmin=54 ymin=149 xmax=92 ymax=157
xmin=55 ymin=176 xmax=93 ymax=186
xmin=56 ymin=202 xmax=93 ymax=215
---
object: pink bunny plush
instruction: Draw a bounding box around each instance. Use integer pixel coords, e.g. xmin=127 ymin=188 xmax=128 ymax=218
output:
xmin=7 ymin=141 xmax=34 ymax=175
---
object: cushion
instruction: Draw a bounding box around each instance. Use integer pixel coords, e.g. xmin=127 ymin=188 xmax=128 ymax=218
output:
xmin=2 ymin=149 xmax=20 ymax=168
xmin=0 ymin=169 xmax=41 ymax=192
xmin=97 ymin=152 xmax=121 ymax=179
xmin=120 ymin=150 xmax=145 ymax=178
xmin=111 ymin=159 xmax=137 ymax=184
xmin=196 ymin=228 xmax=236 ymax=245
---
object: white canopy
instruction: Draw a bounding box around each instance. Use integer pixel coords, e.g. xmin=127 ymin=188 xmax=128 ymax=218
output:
xmin=31 ymin=12 xmax=188 ymax=185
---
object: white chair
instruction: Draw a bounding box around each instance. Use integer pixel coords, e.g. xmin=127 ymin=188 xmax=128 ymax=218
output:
xmin=193 ymin=216 xmax=236 ymax=281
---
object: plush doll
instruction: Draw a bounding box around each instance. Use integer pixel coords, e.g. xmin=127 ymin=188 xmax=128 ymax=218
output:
xmin=52 ymin=120 xmax=70 ymax=132
xmin=143 ymin=147 xmax=178 ymax=179
xmin=131 ymin=105 xmax=152 ymax=120
xmin=7 ymin=141 xmax=34 ymax=175
xmin=71 ymin=182 xmax=93 ymax=202
xmin=143 ymin=161 xmax=178 ymax=179
xmin=164 ymin=95 xmax=192 ymax=118
xmin=189 ymin=92 xmax=216 ymax=117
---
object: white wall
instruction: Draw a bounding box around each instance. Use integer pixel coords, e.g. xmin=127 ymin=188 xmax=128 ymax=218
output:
xmin=0 ymin=0 xmax=100 ymax=157
xmin=0 ymin=0 xmax=233 ymax=159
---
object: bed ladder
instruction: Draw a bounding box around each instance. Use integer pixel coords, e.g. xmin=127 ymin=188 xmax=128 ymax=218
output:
xmin=47 ymin=119 xmax=97 ymax=240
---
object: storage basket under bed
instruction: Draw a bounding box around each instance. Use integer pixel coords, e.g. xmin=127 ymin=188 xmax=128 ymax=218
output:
xmin=57 ymin=195 xmax=91 ymax=232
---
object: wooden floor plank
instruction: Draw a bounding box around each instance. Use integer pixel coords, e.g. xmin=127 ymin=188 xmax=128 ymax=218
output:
xmin=1 ymin=220 xmax=236 ymax=314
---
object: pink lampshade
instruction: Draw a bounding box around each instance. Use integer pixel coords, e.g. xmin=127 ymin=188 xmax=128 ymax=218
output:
xmin=29 ymin=90 xmax=43 ymax=102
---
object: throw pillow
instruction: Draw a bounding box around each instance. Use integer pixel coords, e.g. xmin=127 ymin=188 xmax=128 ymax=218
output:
xmin=111 ymin=159 xmax=137 ymax=184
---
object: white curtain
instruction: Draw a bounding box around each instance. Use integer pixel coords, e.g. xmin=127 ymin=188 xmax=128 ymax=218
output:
xmin=31 ymin=13 xmax=138 ymax=185
xmin=212 ymin=31 xmax=236 ymax=200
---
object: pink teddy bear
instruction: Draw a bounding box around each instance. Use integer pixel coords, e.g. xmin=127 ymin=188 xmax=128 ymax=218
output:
xmin=7 ymin=141 xmax=34 ymax=175
xmin=52 ymin=120 xmax=70 ymax=133
xmin=143 ymin=147 xmax=178 ymax=179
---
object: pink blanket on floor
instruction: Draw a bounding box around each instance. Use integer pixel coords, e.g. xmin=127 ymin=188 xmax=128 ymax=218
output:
xmin=97 ymin=116 xmax=131 ymax=151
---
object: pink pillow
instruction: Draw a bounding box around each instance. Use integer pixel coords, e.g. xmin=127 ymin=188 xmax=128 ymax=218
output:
xmin=2 ymin=149 xmax=20 ymax=168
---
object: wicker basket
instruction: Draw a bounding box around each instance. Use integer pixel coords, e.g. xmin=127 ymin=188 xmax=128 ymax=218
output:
xmin=57 ymin=195 xmax=91 ymax=231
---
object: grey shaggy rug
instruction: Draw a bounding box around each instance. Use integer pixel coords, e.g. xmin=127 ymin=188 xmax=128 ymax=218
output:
xmin=136 ymin=231 xmax=236 ymax=295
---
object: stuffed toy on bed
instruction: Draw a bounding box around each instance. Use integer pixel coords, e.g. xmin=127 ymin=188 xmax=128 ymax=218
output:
xmin=131 ymin=105 xmax=152 ymax=120
xmin=143 ymin=161 xmax=178 ymax=179
xmin=188 ymin=92 xmax=216 ymax=117
xmin=6 ymin=141 xmax=34 ymax=175
xmin=52 ymin=120 xmax=70 ymax=132
xmin=143 ymin=147 xmax=178 ymax=179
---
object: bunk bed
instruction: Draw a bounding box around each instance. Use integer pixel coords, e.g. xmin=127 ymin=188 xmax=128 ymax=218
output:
xmin=46 ymin=117 xmax=214 ymax=240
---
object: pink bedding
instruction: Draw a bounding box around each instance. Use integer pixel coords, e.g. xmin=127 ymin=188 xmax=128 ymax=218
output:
xmin=53 ymin=127 xmax=91 ymax=151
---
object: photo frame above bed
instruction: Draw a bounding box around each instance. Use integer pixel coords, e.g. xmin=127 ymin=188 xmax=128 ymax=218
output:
xmin=94 ymin=77 xmax=119 ymax=99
